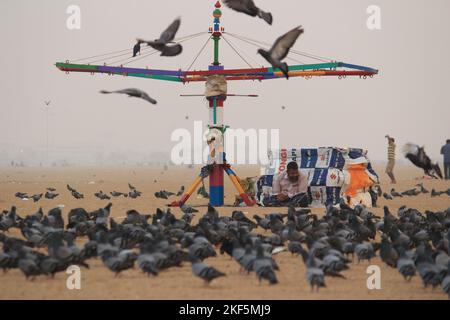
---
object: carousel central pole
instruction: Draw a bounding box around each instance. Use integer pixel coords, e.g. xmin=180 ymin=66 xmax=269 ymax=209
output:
xmin=208 ymin=1 xmax=225 ymax=206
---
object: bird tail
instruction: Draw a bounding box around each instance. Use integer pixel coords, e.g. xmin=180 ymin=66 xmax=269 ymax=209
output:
xmin=258 ymin=10 xmax=273 ymax=25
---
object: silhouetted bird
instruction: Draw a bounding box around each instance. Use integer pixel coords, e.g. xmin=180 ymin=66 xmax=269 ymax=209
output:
xmin=133 ymin=40 xmax=142 ymax=57
xmin=100 ymin=88 xmax=157 ymax=105
xmin=403 ymin=143 xmax=443 ymax=178
xmin=223 ymin=0 xmax=273 ymax=25
xmin=257 ymin=26 xmax=304 ymax=79
xmin=138 ymin=18 xmax=183 ymax=57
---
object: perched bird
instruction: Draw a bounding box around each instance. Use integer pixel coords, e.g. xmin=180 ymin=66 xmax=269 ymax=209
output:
xmin=18 ymin=255 xmax=41 ymax=280
xmin=176 ymin=186 xmax=185 ymax=196
xmin=231 ymin=211 xmax=257 ymax=228
xmin=190 ymin=256 xmax=226 ymax=285
xmin=45 ymin=191 xmax=59 ymax=199
xmin=133 ymin=40 xmax=142 ymax=57
xmin=101 ymin=250 xmax=136 ymax=277
xmin=197 ymin=186 xmax=209 ymax=199
xmin=71 ymin=190 xmax=84 ymax=200
xmin=252 ymin=245 xmax=278 ymax=285
xmin=110 ymin=191 xmax=127 ymax=198
xmin=257 ymin=26 xmax=304 ymax=79
xmin=431 ymin=189 xmax=445 ymax=197
xmin=253 ymin=214 xmax=271 ymax=231
xmin=396 ymin=247 xmax=416 ymax=281
xmin=301 ymin=250 xmax=326 ymax=292
xmin=390 ymin=189 xmax=403 ymax=198
xmin=31 ymin=194 xmax=43 ymax=203
xmin=100 ymin=88 xmax=157 ymax=105
xmin=223 ymin=0 xmax=273 ymax=25
xmin=180 ymin=204 xmax=199 ymax=214
xmin=401 ymin=188 xmax=420 ymax=197
xmin=380 ymin=235 xmax=398 ymax=268
xmin=15 ymin=192 xmax=29 ymax=200
xmin=354 ymin=243 xmax=376 ymax=263
xmin=138 ymin=18 xmax=183 ymax=57
xmin=383 ymin=192 xmax=393 ymax=200
xmin=94 ymin=191 xmax=111 ymax=200
xmin=416 ymin=183 xmax=429 ymax=194
xmin=154 ymin=191 xmax=168 ymax=200
xmin=128 ymin=189 xmax=141 ymax=199
xmin=46 ymin=187 xmax=56 ymax=192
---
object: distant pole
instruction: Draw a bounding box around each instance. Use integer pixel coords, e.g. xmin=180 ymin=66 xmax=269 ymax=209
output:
xmin=44 ymin=101 xmax=51 ymax=165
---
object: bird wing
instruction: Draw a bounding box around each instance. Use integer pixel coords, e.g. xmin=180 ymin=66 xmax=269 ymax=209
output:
xmin=224 ymin=0 xmax=258 ymax=16
xmin=139 ymin=91 xmax=157 ymax=104
xmin=133 ymin=43 xmax=140 ymax=57
xmin=402 ymin=143 xmax=419 ymax=156
xmin=160 ymin=18 xmax=181 ymax=44
xmin=270 ymin=26 xmax=304 ymax=61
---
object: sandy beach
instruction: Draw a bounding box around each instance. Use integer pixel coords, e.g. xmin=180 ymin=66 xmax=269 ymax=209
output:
xmin=0 ymin=164 xmax=449 ymax=300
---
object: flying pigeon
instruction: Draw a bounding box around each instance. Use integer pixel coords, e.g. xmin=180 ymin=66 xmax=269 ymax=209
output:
xmin=257 ymin=26 xmax=304 ymax=79
xmin=138 ymin=18 xmax=183 ymax=57
xmin=223 ymin=0 xmax=273 ymax=25
xmin=402 ymin=143 xmax=443 ymax=179
xmin=100 ymin=88 xmax=157 ymax=105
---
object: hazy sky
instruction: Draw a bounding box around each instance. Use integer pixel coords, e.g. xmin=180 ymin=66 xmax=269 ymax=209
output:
xmin=0 ymin=0 xmax=449 ymax=164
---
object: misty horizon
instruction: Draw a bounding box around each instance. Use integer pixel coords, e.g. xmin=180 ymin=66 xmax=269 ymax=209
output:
xmin=1 ymin=0 xmax=449 ymax=167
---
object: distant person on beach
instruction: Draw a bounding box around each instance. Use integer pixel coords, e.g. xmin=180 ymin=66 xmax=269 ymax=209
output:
xmin=385 ymin=135 xmax=397 ymax=184
xmin=441 ymin=139 xmax=450 ymax=180
xmin=263 ymin=161 xmax=309 ymax=207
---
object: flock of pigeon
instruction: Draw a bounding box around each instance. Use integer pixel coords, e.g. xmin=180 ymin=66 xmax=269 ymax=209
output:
xmin=154 ymin=185 xmax=210 ymax=201
xmin=381 ymin=183 xmax=450 ymax=201
xmin=1 ymin=198 xmax=449 ymax=297
xmin=14 ymin=183 xmax=144 ymax=202
xmin=14 ymin=183 xmax=212 ymax=203
xmin=99 ymin=1 xmax=303 ymax=104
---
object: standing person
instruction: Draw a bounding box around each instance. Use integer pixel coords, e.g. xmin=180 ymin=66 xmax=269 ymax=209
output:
xmin=385 ymin=135 xmax=397 ymax=184
xmin=263 ymin=161 xmax=309 ymax=207
xmin=441 ymin=139 xmax=450 ymax=180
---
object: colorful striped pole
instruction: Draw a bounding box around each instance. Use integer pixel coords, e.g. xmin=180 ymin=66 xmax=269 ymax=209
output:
xmin=208 ymin=1 xmax=225 ymax=206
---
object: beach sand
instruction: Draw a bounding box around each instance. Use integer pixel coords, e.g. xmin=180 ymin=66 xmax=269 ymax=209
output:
xmin=0 ymin=164 xmax=449 ymax=300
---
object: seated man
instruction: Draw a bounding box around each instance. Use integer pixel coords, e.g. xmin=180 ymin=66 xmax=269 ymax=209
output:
xmin=263 ymin=161 xmax=309 ymax=207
